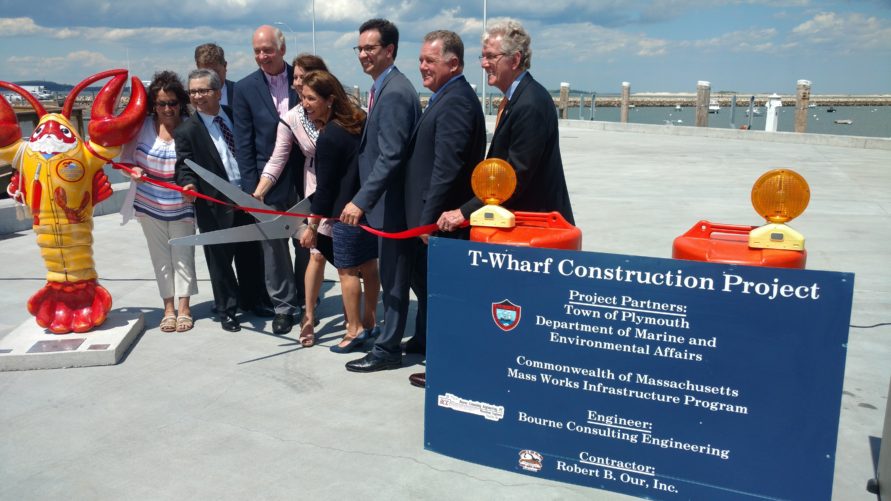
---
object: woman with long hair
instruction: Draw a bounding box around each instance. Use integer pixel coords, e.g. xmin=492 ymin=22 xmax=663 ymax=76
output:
xmin=298 ymin=70 xmax=380 ymax=352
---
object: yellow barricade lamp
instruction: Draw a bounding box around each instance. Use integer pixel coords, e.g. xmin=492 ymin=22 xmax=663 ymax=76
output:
xmin=469 ymin=158 xmax=517 ymax=228
xmin=748 ymin=169 xmax=810 ymax=251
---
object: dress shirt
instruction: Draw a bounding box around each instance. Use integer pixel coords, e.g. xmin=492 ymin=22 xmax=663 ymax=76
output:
xmin=505 ymin=71 xmax=528 ymax=100
xmin=427 ymin=74 xmax=463 ymax=107
xmin=197 ymin=110 xmax=242 ymax=189
xmin=263 ymin=69 xmax=290 ymax=117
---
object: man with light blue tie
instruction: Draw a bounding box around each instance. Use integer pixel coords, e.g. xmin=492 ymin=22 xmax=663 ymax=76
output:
xmin=340 ymin=18 xmax=421 ymax=372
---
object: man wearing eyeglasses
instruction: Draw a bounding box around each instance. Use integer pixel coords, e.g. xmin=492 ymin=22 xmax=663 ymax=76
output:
xmin=232 ymin=24 xmax=308 ymax=335
xmin=175 ymin=69 xmax=269 ymax=332
xmin=436 ymin=19 xmax=574 ymax=233
xmin=341 ymin=18 xmax=421 ymax=373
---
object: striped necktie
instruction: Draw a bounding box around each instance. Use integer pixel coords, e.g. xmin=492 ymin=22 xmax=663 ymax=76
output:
xmin=214 ymin=116 xmax=236 ymax=157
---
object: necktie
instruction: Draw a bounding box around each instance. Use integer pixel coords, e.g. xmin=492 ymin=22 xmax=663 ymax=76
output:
xmin=367 ymin=86 xmax=376 ymax=113
xmin=214 ymin=116 xmax=236 ymax=157
xmin=495 ymin=97 xmax=508 ymax=128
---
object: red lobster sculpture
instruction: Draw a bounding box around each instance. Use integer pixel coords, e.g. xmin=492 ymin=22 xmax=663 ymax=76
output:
xmin=1 ymin=69 xmax=146 ymax=333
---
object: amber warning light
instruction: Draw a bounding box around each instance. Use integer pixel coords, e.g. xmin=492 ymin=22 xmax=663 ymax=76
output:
xmin=470 ymin=158 xmax=517 ymax=228
xmin=748 ymin=168 xmax=810 ymax=251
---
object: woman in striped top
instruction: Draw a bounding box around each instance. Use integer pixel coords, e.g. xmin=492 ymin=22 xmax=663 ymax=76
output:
xmin=120 ymin=71 xmax=198 ymax=332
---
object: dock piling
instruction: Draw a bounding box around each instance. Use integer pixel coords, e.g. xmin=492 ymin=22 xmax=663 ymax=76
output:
xmin=621 ymin=82 xmax=630 ymax=123
xmin=695 ymin=81 xmax=710 ymax=127
xmin=795 ymin=80 xmax=811 ymax=133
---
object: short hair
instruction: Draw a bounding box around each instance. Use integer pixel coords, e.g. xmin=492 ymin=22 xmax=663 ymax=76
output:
xmin=424 ymin=30 xmax=464 ymax=67
xmin=302 ymin=70 xmax=366 ymax=135
xmin=147 ymin=70 xmax=189 ymax=117
xmin=484 ymin=19 xmax=532 ymax=70
xmin=187 ymin=68 xmax=221 ymax=91
xmin=194 ymin=43 xmax=226 ymax=67
xmin=359 ymin=18 xmax=399 ymax=58
xmin=270 ymin=26 xmax=286 ymax=51
xmin=292 ymin=53 xmax=328 ymax=73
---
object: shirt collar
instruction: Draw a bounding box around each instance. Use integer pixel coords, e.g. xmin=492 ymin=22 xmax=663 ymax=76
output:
xmin=429 ymin=74 xmax=463 ymax=105
xmin=371 ymin=65 xmax=396 ymax=94
xmin=505 ymin=71 xmax=527 ymax=101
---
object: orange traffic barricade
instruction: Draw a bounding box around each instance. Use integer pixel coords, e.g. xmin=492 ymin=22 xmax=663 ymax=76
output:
xmin=672 ymin=220 xmax=806 ymax=269
xmin=471 ymin=211 xmax=582 ymax=251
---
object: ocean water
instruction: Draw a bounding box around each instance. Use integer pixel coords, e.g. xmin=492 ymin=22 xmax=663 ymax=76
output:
xmin=559 ymin=105 xmax=890 ymax=138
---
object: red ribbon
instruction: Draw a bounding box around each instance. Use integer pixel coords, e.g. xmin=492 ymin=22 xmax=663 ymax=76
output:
xmin=88 ymin=143 xmax=454 ymax=239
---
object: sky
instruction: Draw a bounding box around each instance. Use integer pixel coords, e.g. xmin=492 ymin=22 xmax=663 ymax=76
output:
xmin=1 ymin=0 xmax=890 ymax=96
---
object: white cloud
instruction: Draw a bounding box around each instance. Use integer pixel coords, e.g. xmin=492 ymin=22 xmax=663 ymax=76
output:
xmin=791 ymin=12 xmax=891 ymax=50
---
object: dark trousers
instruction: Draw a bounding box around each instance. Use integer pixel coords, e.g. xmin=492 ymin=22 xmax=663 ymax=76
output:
xmin=370 ymin=237 xmax=427 ymax=360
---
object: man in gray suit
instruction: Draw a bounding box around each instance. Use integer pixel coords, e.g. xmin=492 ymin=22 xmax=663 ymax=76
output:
xmin=341 ymin=18 xmax=421 ymax=372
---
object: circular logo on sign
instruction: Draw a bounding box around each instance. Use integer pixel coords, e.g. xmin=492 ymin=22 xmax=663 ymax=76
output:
xmin=56 ymin=160 xmax=85 ymax=183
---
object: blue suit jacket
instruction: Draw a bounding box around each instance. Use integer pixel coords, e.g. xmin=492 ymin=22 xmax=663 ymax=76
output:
xmin=488 ymin=73 xmax=574 ymax=224
xmin=404 ymin=75 xmax=486 ymax=228
xmin=353 ymin=67 xmax=420 ymax=230
xmin=232 ymin=66 xmax=301 ymax=210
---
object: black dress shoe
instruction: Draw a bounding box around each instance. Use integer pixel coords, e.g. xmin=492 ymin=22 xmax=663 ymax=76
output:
xmin=409 ymin=372 xmax=426 ymax=388
xmin=220 ymin=313 xmax=241 ymax=332
xmin=272 ymin=313 xmax=294 ymax=335
xmin=345 ymin=353 xmax=401 ymax=373
xmin=402 ymin=338 xmax=426 ymax=355
xmin=251 ymin=304 xmax=275 ymax=318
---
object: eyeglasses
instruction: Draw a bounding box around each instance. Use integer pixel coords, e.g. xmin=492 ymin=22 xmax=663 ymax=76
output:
xmin=155 ymin=100 xmax=179 ymax=108
xmin=353 ymin=44 xmax=382 ymax=55
xmin=188 ymin=88 xmax=214 ymax=97
xmin=478 ymin=53 xmax=507 ymax=64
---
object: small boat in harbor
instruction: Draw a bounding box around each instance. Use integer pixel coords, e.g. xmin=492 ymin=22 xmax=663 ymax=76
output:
xmin=708 ymin=99 xmax=720 ymax=113
xmin=834 ymin=119 xmax=853 ymax=125
xmin=827 ymin=106 xmax=837 ymax=113
xmin=675 ymin=104 xmax=682 ymax=111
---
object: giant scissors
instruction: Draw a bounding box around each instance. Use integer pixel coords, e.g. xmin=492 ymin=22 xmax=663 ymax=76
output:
xmin=170 ymin=159 xmax=311 ymax=246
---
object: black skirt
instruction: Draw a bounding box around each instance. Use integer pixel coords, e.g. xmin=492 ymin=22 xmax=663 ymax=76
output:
xmin=332 ymin=221 xmax=378 ymax=269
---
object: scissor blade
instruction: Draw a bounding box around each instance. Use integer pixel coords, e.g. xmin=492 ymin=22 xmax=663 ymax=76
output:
xmin=184 ymin=159 xmax=276 ymax=223
xmin=170 ymin=220 xmax=305 ymax=247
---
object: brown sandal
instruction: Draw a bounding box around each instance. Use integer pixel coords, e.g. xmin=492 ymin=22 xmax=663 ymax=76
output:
xmin=176 ymin=315 xmax=194 ymax=332
xmin=160 ymin=315 xmax=177 ymax=333
xmin=299 ymin=318 xmax=315 ymax=347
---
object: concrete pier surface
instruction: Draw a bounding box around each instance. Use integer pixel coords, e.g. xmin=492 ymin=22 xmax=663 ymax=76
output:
xmin=1 ymin=120 xmax=889 ymax=500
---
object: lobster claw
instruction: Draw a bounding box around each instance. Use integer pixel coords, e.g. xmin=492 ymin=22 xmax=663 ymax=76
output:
xmin=87 ymin=70 xmax=147 ymax=147
xmin=0 ymin=91 xmax=23 ymax=148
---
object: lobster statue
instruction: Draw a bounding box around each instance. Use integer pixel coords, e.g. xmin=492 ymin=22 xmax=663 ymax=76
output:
xmin=1 ymin=69 xmax=146 ymax=334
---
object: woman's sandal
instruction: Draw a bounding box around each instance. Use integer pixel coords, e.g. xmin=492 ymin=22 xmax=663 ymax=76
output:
xmin=176 ymin=315 xmax=194 ymax=332
xmin=160 ymin=315 xmax=177 ymax=333
xmin=299 ymin=319 xmax=315 ymax=347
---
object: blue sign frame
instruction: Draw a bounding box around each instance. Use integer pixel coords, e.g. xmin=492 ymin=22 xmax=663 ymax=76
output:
xmin=425 ymin=238 xmax=853 ymax=500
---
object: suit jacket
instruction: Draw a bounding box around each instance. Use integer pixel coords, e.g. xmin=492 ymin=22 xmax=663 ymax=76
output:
xmin=488 ymin=73 xmax=574 ymax=224
xmin=353 ymin=67 xmax=420 ymax=230
xmin=222 ymin=78 xmax=236 ymax=108
xmin=174 ymin=106 xmax=237 ymax=232
xmin=404 ymin=75 xmax=486 ymax=228
xmin=232 ymin=66 xmax=302 ymax=210
xmin=311 ymin=121 xmax=361 ymax=218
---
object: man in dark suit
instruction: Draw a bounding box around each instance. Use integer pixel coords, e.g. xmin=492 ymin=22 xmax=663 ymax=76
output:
xmin=340 ymin=18 xmax=421 ymax=372
xmin=194 ymin=43 xmax=235 ymax=107
xmin=233 ymin=25 xmax=308 ymax=335
xmin=436 ymin=19 xmax=575 ymax=234
xmin=402 ymin=30 xmax=487 ymax=388
xmin=175 ymin=69 xmax=268 ymax=332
